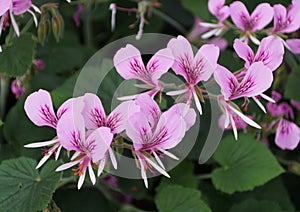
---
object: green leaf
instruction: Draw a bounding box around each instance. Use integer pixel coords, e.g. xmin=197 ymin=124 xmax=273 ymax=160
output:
xmin=157 ymin=161 xmax=197 ymax=192
xmin=229 ymin=199 xmax=281 ymax=212
xmin=155 ymin=185 xmax=211 ymax=212
xmin=181 ymin=0 xmax=211 ymax=21
xmin=0 ymin=34 xmax=35 ymax=77
xmin=212 ymin=134 xmax=284 ymax=194
xmin=0 ymin=157 xmax=62 ymax=212
xmin=284 ymin=70 xmax=300 ymax=102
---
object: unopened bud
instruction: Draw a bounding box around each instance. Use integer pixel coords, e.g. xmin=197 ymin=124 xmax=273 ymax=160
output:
xmin=52 ymin=14 xmax=64 ymax=42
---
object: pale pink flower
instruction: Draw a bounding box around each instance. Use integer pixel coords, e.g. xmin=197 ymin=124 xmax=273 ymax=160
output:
xmin=113 ymin=44 xmax=174 ymax=100
xmin=208 ymin=37 xmax=228 ymax=51
xmin=229 ymin=1 xmax=273 ymax=44
xmin=55 ymin=112 xmax=113 ymax=189
xmin=214 ymin=62 xmax=274 ymax=113
xmin=126 ymin=94 xmax=196 ymax=188
xmin=208 ymin=0 xmax=230 ymax=22
xmin=218 ymin=97 xmax=261 ymax=140
xmin=286 ymin=39 xmax=300 ymax=54
xmin=233 ymin=36 xmax=284 ymax=72
xmin=275 ymin=118 xmax=300 ymax=150
xmin=218 ymin=113 xmax=252 ymax=131
xmin=272 ymin=3 xmax=300 ymax=34
xmin=230 ymin=1 xmax=273 ymax=32
xmin=167 ymin=35 xmax=219 ymax=114
xmin=24 ymin=89 xmax=84 ymax=169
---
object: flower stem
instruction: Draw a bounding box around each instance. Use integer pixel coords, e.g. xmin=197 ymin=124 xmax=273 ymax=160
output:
xmin=197 ymin=173 xmax=212 ymax=180
xmin=0 ymin=76 xmax=9 ymax=119
xmin=84 ymin=4 xmax=93 ymax=47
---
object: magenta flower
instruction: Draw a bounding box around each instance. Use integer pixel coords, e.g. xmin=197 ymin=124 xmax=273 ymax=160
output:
xmin=230 ymin=1 xmax=273 ymax=44
xmin=73 ymin=4 xmax=83 ymax=27
xmin=272 ymin=3 xmax=300 ymax=34
xmin=126 ymin=94 xmax=196 ymax=187
xmin=11 ymin=79 xmax=26 ymax=99
xmin=167 ymin=35 xmax=219 ymax=114
xmin=275 ymin=118 xmax=300 ymax=150
xmin=55 ymin=112 xmax=113 ymax=189
xmin=113 ymin=44 xmax=174 ymax=100
xmin=278 ymin=102 xmax=295 ymax=120
xmin=24 ymin=89 xmax=84 ymax=168
xmin=286 ymin=39 xmax=300 ymax=54
xmin=208 ymin=0 xmax=229 ymax=23
xmin=233 ymin=36 xmax=284 ymax=72
xmin=33 ymin=59 xmax=45 ymax=71
xmin=214 ymin=62 xmax=274 ymax=113
xmin=291 ymin=99 xmax=300 ymax=110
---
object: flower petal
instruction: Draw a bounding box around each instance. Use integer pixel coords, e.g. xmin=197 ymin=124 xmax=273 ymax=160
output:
xmin=56 ymin=160 xmax=81 ymax=172
xmin=275 ymin=119 xmax=300 ymax=150
xmin=250 ymin=3 xmax=274 ymax=31
xmin=82 ymin=93 xmax=106 ymax=129
xmin=230 ymin=1 xmax=250 ymax=31
xmin=85 ymin=127 xmax=113 ymax=163
xmin=167 ymin=103 xmax=196 ymax=131
xmin=0 ymin=0 xmax=10 ymax=16
xmin=24 ymin=89 xmax=58 ymax=128
xmin=113 ymin=44 xmax=146 ymax=81
xmin=193 ymin=44 xmax=220 ymax=82
xmin=57 ymin=96 xmax=84 ymax=120
xmin=56 ymin=111 xmax=86 ymax=152
xmin=24 ymin=139 xmax=58 ymax=148
xmin=167 ymin=35 xmax=194 ymax=82
xmin=214 ymin=65 xmax=238 ymax=100
xmin=233 ymin=39 xmax=254 ymax=68
xmin=254 ymin=36 xmax=284 ymax=71
xmin=146 ymin=48 xmax=174 ymax=85
xmin=88 ymin=163 xmax=96 ymax=185
xmin=286 ymin=39 xmax=300 ymax=54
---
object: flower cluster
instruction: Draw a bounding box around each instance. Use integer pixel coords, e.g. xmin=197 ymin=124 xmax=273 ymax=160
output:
xmin=200 ymin=0 xmax=300 ymax=53
xmin=24 ymin=0 xmax=300 ymax=189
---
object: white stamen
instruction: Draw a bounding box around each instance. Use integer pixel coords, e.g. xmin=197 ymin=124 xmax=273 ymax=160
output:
xmin=199 ymin=22 xmax=219 ymax=28
xmin=55 ymin=145 xmax=62 ymax=160
xmin=157 ymin=148 xmax=179 ymax=160
xmin=138 ymin=157 xmax=148 ymax=189
xmin=230 ymin=115 xmax=238 ymax=140
xmin=193 ymin=91 xmax=202 ymax=115
xmin=117 ymin=94 xmax=138 ymax=101
xmin=9 ymin=11 xmax=20 ymax=36
xmin=109 ymin=148 xmax=117 ymax=169
xmin=28 ymin=10 xmax=38 ymax=26
xmin=36 ymin=151 xmax=53 ymax=169
xmin=97 ymin=159 xmax=106 ymax=176
xmin=31 ymin=4 xmax=41 ymax=13
xmin=166 ymin=88 xmax=188 ymax=96
xmin=88 ymin=163 xmax=96 ymax=185
xmin=71 ymin=151 xmax=81 ymax=161
xmin=24 ymin=139 xmax=59 ymax=148
xmin=250 ymin=35 xmax=260 ymax=45
xmin=252 ymin=97 xmax=266 ymax=113
xmin=56 ymin=160 xmax=81 ymax=172
xmin=78 ymin=170 xmax=86 ymax=190
xmin=201 ymin=28 xmax=219 ymax=39
xmin=153 ymin=151 xmax=165 ymax=170
xmin=144 ymin=157 xmax=170 ymax=178
xmin=228 ymin=105 xmax=261 ymax=129
xmin=109 ymin=3 xmax=116 ymax=31
xmin=224 ymin=110 xmax=230 ymax=128
xmin=260 ymin=93 xmax=276 ymax=103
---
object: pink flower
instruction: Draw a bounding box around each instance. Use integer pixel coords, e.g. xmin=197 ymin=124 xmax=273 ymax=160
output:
xmin=291 ymin=99 xmax=300 ymax=110
xmin=286 ymin=39 xmax=300 ymax=54
xmin=208 ymin=0 xmax=230 ymax=22
xmin=24 ymin=89 xmax=84 ymax=168
xmin=187 ymin=17 xmax=209 ymax=41
xmin=214 ymin=62 xmax=274 ymax=113
xmin=55 ymin=112 xmax=113 ymax=189
xmin=271 ymin=90 xmax=282 ymax=102
xmin=126 ymin=94 xmax=196 ymax=187
xmin=218 ymin=113 xmax=252 ymax=131
xmin=275 ymin=118 xmax=300 ymax=150
xmin=113 ymin=44 xmax=174 ymax=99
xmin=167 ymin=35 xmax=219 ymax=114
xmin=208 ymin=37 xmax=228 ymax=51
xmin=218 ymin=97 xmax=261 ymax=140
xmin=233 ymin=36 xmax=284 ymax=72
xmin=73 ymin=4 xmax=83 ymax=27
xmin=278 ymin=102 xmax=295 ymax=120
xmin=230 ymin=1 xmax=273 ymax=33
xmin=267 ymin=102 xmax=282 ymax=117
xmin=11 ymin=79 xmax=26 ymax=99
xmin=272 ymin=3 xmax=300 ymax=34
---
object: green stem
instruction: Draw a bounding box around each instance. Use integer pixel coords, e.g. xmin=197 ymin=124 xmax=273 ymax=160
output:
xmin=0 ymin=77 xmax=9 ymax=119
xmin=197 ymin=173 xmax=212 ymax=180
xmin=56 ymin=176 xmax=77 ymax=189
xmin=84 ymin=4 xmax=93 ymax=47
xmin=21 ymin=19 xmax=33 ymax=34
